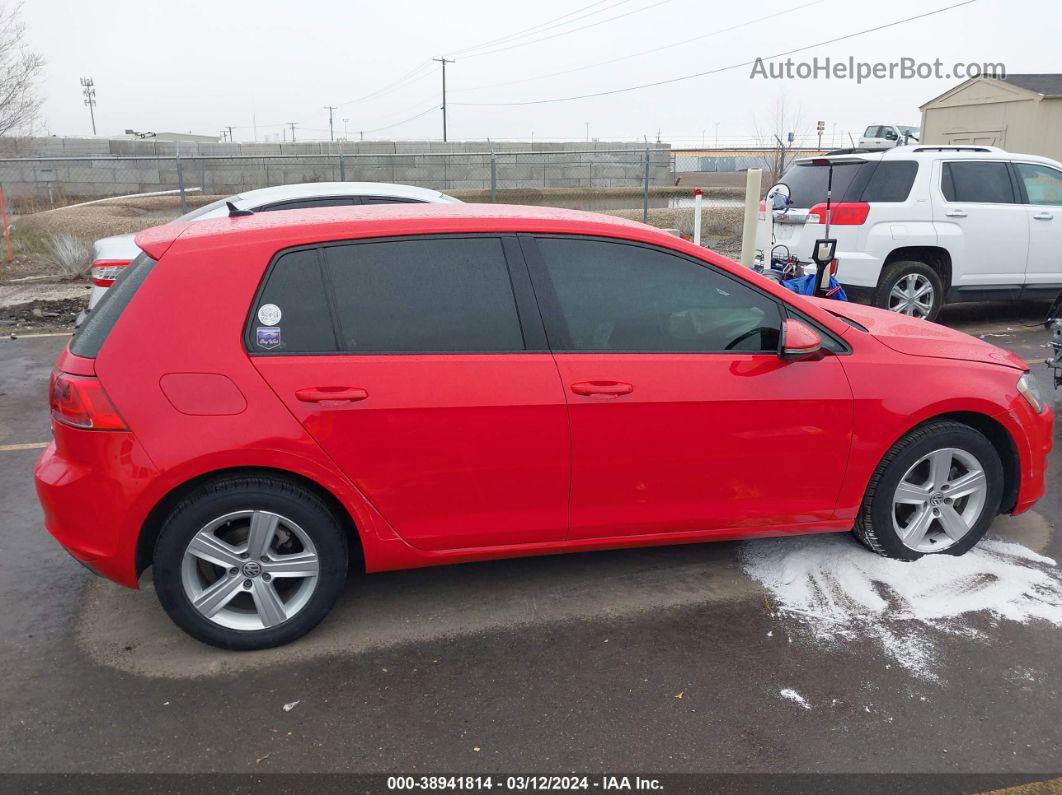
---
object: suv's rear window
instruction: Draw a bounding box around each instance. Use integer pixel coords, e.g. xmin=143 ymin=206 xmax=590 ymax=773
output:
xmin=70 ymin=252 xmax=156 ymax=358
xmin=779 ymin=162 xmax=867 ymax=208
xmin=779 ymin=159 xmax=918 ymax=207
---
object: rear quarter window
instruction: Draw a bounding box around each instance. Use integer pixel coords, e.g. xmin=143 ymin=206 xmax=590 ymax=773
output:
xmin=247 ymin=249 xmax=337 ymax=353
xmin=858 ymin=161 xmax=918 ymax=202
xmin=70 ymin=252 xmax=157 ymax=358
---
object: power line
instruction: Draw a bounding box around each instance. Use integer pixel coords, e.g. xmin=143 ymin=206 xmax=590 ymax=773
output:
xmin=461 ymin=0 xmax=679 ymax=60
xmin=454 ymin=0 xmax=823 ymax=93
xmin=448 ymin=0 xmax=626 ymax=57
xmin=361 ymin=105 xmax=439 ymax=135
xmin=454 ymin=0 xmax=980 ymax=106
xmin=334 ymin=60 xmax=436 ymax=108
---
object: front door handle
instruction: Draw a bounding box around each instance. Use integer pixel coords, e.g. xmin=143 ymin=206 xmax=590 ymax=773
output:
xmin=1033 ymin=211 xmax=1054 ymax=221
xmin=570 ymin=381 xmax=634 ymax=397
xmin=295 ymin=386 xmax=368 ymax=404
xmin=944 ymin=209 xmax=968 ymax=218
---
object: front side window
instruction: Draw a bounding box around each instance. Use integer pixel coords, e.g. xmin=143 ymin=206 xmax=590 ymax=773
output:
xmin=533 ymin=237 xmax=781 ymax=353
xmin=324 ymin=237 xmax=524 ymax=352
xmin=941 ymin=162 xmax=1015 ymax=204
xmin=1015 ymin=163 xmax=1062 ymax=206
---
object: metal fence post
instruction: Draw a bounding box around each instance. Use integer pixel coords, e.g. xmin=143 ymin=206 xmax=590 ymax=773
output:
xmin=488 ymin=139 xmax=497 ymax=202
xmin=338 ymin=152 xmax=345 ymax=181
xmin=175 ymin=150 xmax=187 ymax=215
xmin=642 ymin=147 xmax=650 ymax=224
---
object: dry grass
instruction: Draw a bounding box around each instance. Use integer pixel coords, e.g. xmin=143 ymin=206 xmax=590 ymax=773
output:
xmin=44 ymin=233 xmax=94 ymax=277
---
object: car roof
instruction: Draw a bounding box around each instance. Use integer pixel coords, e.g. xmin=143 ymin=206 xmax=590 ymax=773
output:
xmin=134 ymin=203 xmax=660 ymax=259
xmin=796 ymin=146 xmax=1062 ymax=167
xmin=231 ymin=181 xmax=459 ymax=206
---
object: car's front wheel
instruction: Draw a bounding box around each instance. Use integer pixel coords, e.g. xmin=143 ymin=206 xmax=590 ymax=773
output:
xmin=153 ymin=475 xmax=348 ymax=649
xmin=874 ymin=260 xmax=943 ymax=321
xmin=854 ymin=421 xmax=1003 ymax=560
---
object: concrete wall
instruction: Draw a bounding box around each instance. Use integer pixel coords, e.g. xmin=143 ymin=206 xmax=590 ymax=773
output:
xmin=0 ymin=138 xmax=672 ymax=200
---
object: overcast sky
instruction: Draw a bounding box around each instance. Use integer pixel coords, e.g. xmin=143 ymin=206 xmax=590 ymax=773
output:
xmin=22 ymin=0 xmax=1059 ymax=147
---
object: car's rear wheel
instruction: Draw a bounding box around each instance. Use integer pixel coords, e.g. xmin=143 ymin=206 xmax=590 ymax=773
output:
xmin=854 ymin=421 xmax=1002 ymax=560
xmin=153 ymin=475 xmax=348 ymax=649
xmin=874 ymin=260 xmax=943 ymax=322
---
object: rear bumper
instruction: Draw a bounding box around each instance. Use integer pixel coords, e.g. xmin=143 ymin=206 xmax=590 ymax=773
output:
xmin=34 ymin=426 xmax=160 ymax=589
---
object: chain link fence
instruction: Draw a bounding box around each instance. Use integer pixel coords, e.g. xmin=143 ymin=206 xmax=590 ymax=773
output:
xmin=0 ymin=147 xmax=674 ymax=217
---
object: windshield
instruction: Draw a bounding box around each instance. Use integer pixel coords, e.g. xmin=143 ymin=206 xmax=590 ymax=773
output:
xmin=174 ymin=197 xmax=234 ymax=222
xmin=897 ymin=126 xmax=918 ymax=136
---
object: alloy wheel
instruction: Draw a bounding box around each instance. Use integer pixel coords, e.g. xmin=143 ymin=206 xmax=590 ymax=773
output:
xmin=887 ymin=273 xmax=935 ymax=318
xmin=891 ymin=447 xmax=988 ymax=553
xmin=180 ymin=510 xmax=320 ymax=631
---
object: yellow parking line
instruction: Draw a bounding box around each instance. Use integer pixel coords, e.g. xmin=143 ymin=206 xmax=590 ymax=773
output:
xmin=0 ymin=442 xmax=48 ymax=452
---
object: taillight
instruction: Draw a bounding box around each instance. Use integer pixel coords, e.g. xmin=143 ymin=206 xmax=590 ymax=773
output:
xmin=808 ymin=202 xmax=870 ymax=225
xmin=49 ymin=371 xmax=127 ymax=430
xmin=90 ymin=259 xmax=131 ymax=287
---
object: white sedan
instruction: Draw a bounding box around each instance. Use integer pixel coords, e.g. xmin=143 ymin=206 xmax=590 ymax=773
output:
xmin=87 ymin=182 xmax=461 ymax=309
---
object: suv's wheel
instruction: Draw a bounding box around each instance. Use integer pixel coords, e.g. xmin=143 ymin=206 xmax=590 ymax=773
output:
xmin=874 ymin=260 xmax=943 ymax=321
xmin=854 ymin=421 xmax=1002 ymax=561
xmin=153 ymin=475 xmax=348 ymax=650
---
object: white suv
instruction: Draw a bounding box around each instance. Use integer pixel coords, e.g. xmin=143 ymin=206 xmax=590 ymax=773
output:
xmin=761 ymin=145 xmax=1062 ymax=321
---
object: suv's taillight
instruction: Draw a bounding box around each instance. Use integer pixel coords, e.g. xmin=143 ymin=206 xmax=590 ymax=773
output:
xmin=49 ymin=371 xmax=127 ymax=430
xmin=808 ymin=202 xmax=871 ymax=225
xmin=90 ymin=259 xmax=132 ymax=287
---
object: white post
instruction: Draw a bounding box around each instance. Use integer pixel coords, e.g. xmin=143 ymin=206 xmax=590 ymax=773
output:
xmin=740 ymin=168 xmax=763 ymax=268
xmin=692 ymin=188 xmax=703 ymax=246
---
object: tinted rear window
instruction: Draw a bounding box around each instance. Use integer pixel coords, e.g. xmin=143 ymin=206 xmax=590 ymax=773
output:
xmin=70 ymin=252 xmax=156 ymax=358
xmin=778 ymin=162 xmax=867 ymax=209
xmin=941 ymin=162 xmax=1016 ymax=203
xmin=323 ymin=237 xmax=524 ymax=352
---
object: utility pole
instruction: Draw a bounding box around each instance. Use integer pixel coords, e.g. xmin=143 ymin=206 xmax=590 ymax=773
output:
xmin=433 ymin=57 xmax=454 ymax=142
xmin=287 ymin=122 xmax=297 ymax=143
xmin=342 ymin=118 xmax=349 ymax=140
xmin=80 ymin=77 xmax=97 ymax=135
xmin=585 ymin=121 xmax=589 ymax=142
xmin=714 ymin=122 xmax=720 ymax=148
xmin=226 ymin=125 xmax=234 ymax=143
xmin=324 ymin=105 xmax=337 ymax=142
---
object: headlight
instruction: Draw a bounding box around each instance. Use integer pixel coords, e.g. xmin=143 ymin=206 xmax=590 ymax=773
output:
xmin=1017 ymin=372 xmax=1045 ymax=413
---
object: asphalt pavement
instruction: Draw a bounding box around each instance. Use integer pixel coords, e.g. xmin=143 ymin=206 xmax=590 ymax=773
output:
xmin=0 ymin=304 xmax=1059 ymax=778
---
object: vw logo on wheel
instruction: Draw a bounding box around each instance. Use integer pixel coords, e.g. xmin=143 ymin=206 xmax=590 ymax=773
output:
xmin=241 ymin=560 xmax=263 ymax=578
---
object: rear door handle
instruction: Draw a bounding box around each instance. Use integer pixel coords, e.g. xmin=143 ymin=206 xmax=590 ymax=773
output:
xmin=570 ymin=381 xmax=634 ymax=397
xmin=1033 ymin=212 xmax=1054 ymax=221
xmin=944 ymin=210 xmax=968 ymax=218
xmin=295 ymin=386 xmax=368 ymax=404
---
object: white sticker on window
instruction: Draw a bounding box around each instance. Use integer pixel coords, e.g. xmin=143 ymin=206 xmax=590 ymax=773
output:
xmin=258 ymin=303 xmax=282 ymax=326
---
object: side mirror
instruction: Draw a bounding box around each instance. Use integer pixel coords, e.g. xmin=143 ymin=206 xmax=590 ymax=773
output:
xmin=780 ymin=318 xmax=823 ymax=360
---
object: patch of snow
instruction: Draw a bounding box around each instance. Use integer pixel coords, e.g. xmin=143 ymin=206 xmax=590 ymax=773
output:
xmin=779 ymin=688 xmax=811 ymax=709
xmin=742 ymin=535 xmax=1062 ymax=679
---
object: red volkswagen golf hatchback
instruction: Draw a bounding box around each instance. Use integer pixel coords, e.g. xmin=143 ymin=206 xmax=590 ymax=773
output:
xmin=35 ymin=204 xmax=1052 ymax=649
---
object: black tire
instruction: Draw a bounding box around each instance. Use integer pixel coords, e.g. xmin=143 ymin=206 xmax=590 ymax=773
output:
xmin=873 ymin=260 xmax=944 ymax=322
xmin=153 ymin=475 xmax=348 ymax=650
xmin=853 ymin=421 xmax=1003 ymax=561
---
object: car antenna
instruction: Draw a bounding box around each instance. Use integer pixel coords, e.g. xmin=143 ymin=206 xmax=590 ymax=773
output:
xmin=226 ymin=201 xmax=254 ymax=217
